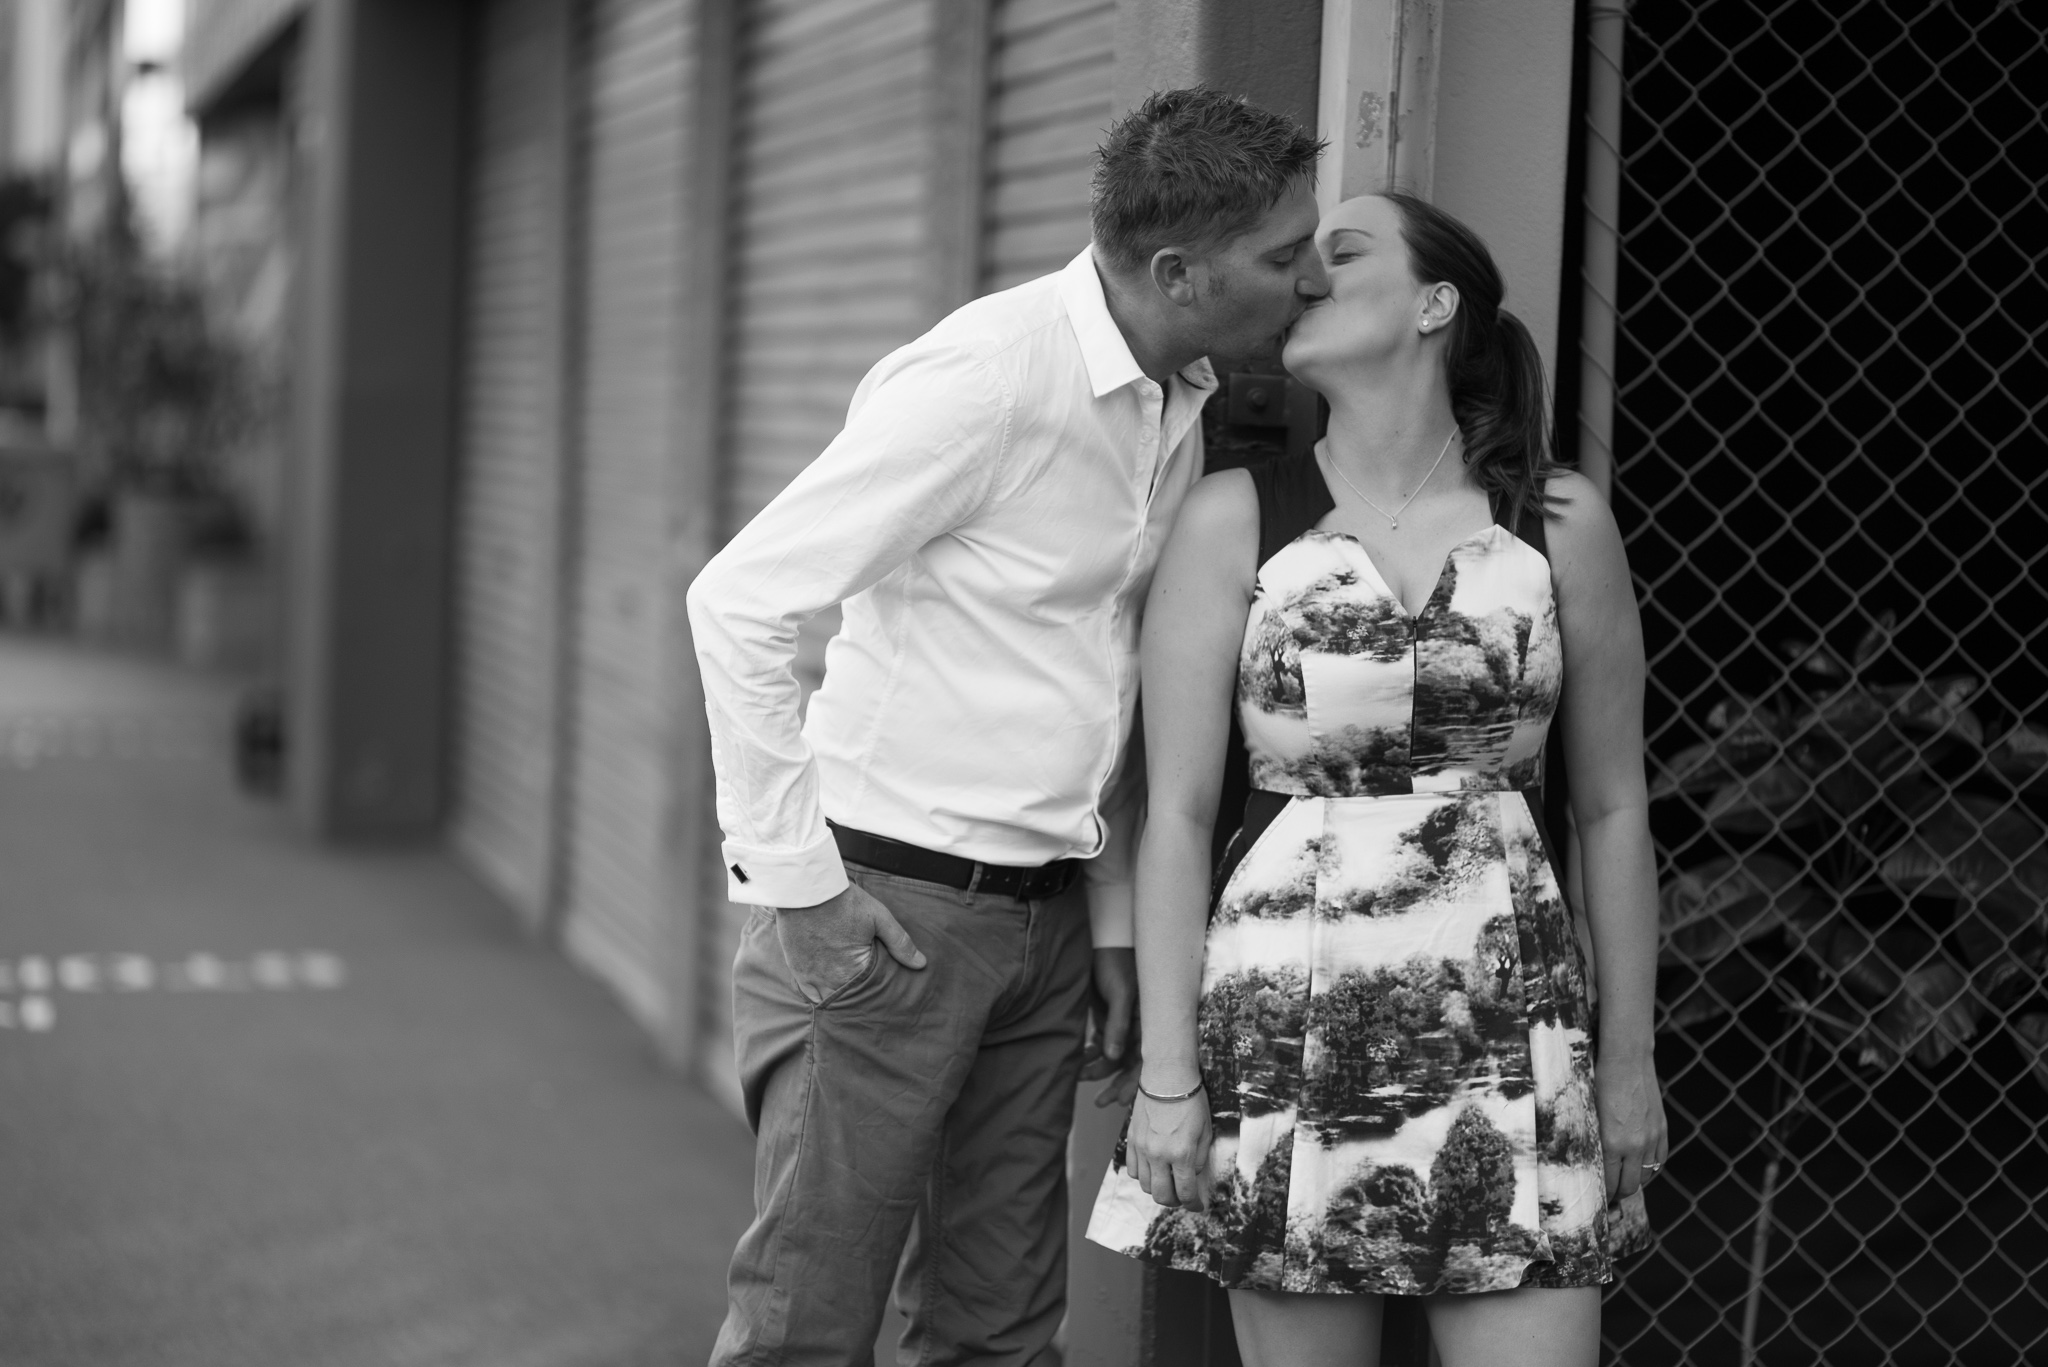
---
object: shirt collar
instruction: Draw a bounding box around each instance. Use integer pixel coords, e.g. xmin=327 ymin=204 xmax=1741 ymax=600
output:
xmin=1060 ymin=248 xmax=1220 ymax=402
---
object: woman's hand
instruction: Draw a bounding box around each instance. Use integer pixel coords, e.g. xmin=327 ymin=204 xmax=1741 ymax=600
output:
xmin=1121 ymin=473 xmax=1257 ymax=1216
xmin=1597 ymin=1049 xmax=1668 ymax=1202
xmin=1126 ymin=1079 xmax=1214 ymax=1211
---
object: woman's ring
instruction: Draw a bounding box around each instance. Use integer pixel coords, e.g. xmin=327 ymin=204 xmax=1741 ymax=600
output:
xmin=1641 ymin=1162 xmax=1662 ymax=1176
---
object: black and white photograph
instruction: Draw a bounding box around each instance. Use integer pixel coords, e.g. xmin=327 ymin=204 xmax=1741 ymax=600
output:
xmin=0 ymin=1 xmax=2040 ymax=1364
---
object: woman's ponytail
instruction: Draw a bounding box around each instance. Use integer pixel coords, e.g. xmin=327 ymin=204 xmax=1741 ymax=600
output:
xmin=1382 ymin=192 xmax=1562 ymax=524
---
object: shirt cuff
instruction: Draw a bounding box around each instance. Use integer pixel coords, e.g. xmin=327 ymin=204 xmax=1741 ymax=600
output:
xmin=1083 ymin=870 xmax=1134 ymax=949
xmin=722 ymin=829 xmax=849 ymax=907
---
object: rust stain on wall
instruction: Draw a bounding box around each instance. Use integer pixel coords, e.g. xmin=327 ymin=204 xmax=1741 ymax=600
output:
xmin=1355 ymin=89 xmax=1386 ymax=149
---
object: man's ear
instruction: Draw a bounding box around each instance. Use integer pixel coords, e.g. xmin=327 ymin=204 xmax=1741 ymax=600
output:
xmin=1148 ymin=247 xmax=1198 ymax=307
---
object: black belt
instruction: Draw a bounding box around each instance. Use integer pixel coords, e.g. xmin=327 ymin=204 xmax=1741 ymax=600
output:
xmin=828 ymin=821 xmax=1079 ymax=901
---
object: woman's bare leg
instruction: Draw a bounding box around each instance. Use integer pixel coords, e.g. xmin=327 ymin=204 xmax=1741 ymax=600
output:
xmin=1228 ymin=1288 xmax=1383 ymax=1367
xmin=1424 ymin=1286 xmax=1600 ymax=1367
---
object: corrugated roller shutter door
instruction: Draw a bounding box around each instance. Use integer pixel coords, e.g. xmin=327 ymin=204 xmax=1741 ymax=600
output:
xmin=983 ymin=0 xmax=1112 ymax=291
xmin=725 ymin=0 xmax=937 ymax=533
xmin=699 ymin=0 xmax=938 ymax=1075
xmin=559 ymin=0 xmax=690 ymax=1028
xmin=451 ymin=0 xmax=567 ymax=926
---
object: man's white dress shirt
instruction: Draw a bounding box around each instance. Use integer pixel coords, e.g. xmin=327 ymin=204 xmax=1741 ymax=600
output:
xmin=686 ymin=249 xmax=1216 ymax=947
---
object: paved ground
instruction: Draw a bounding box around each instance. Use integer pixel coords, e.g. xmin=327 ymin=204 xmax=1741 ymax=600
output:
xmin=0 ymin=636 xmax=756 ymax=1367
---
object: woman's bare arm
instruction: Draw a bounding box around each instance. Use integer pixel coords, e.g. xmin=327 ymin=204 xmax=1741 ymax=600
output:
xmin=1124 ymin=469 xmax=1259 ymax=1209
xmin=1546 ymin=470 xmax=1669 ymax=1200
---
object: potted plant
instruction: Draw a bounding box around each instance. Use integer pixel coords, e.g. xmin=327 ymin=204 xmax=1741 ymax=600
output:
xmin=59 ymin=228 xmax=259 ymax=650
xmin=1649 ymin=612 xmax=2048 ymax=1358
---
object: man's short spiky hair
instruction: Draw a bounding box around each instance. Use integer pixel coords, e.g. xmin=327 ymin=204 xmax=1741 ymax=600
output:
xmin=1091 ymin=88 xmax=1324 ymax=273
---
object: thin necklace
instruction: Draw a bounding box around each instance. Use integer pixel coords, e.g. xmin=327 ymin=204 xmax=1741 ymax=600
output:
xmin=1322 ymin=427 xmax=1459 ymax=530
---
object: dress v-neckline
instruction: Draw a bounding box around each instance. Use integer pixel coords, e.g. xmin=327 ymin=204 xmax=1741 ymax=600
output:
xmin=1310 ymin=524 xmax=1499 ymax=620
xmin=1304 ymin=454 xmax=1500 ymax=619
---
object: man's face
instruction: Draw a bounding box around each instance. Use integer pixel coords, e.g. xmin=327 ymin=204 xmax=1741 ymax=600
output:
xmin=1184 ymin=178 xmax=1330 ymax=362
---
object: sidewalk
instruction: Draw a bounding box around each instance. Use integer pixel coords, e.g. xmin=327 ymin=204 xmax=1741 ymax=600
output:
xmin=0 ymin=636 xmax=755 ymax=1367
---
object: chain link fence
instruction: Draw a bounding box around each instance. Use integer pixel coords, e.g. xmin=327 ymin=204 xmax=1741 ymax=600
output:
xmin=1600 ymin=1 xmax=2048 ymax=1362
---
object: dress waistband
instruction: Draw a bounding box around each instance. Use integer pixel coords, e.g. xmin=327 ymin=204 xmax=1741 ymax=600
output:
xmin=1254 ymin=778 xmax=1522 ymax=800
xmin=1218 ymin=786 xmax=1562 ymax=908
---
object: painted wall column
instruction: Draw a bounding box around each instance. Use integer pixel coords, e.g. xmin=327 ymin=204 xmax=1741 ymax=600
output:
xmin=926 ymin=0 xmax=993 ymax=321
xmin=1317 ymin=0 xmax=1442 ymax=206
xmin=284 ymin=0 xmax=465 ymax=838
xmin=1318 ymin=0 xmax=1578 ymax=386
xmin=668 ymin=0 xmax=739 ymax=1076
xmin=1112 ymin=0 xmax=1322 ymax=127
xmin=1576 ymin=1 xmax=1629 ymax=499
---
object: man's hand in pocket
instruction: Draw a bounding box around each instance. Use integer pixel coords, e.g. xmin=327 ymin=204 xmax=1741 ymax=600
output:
xmin=776 ymin=882 xmax=927 ymax=1004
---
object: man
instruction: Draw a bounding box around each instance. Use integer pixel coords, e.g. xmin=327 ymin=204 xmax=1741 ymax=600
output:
xmin=690 ymin=89 xmax=1328 ymax=1365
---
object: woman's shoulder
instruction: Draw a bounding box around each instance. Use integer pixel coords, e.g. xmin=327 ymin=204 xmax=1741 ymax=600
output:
xmin=1538 ymin=469 xmax=1633 ymax=606
xmin=1159 ymin=467 xmax=1261 ymax=593
xmin=1543 ymin=468 xmax=1603 ymax=515
xmin=1541 ymin=470 xmax=1621 ymax=550
xmin=1176 ymin=466 xmax=1261 ymax=541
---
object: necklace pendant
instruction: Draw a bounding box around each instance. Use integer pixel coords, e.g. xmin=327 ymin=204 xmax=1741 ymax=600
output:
xmin=1389 ymin=519 xmax=1399 ymax=530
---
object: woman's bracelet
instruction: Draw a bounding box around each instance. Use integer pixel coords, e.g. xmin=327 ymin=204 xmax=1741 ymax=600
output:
xmin=1138 ymin=1079 xmax=1205 ymax=1104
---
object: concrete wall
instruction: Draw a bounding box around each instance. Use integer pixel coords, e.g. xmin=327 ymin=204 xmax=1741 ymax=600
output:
xmin=285 ymin=0 xmax=466 ymax=838
xmin=1432 ymin=0 xmax=1578 ymax=383
xmin=1112 ymin=0 xmax=1322 ymax=126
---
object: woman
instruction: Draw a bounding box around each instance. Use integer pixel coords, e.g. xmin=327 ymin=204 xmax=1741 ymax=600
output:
xmin=1086 ymin=192 xmax=1665 ymax=1366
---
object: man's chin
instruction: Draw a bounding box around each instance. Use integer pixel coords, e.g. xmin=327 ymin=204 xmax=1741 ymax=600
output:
xmin=1209 ymin=341 xmax=1285 ymax=373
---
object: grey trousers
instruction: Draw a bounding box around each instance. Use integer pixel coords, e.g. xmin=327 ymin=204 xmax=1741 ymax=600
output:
xmin=709 ymin=863 xmax=1094 ymax=1367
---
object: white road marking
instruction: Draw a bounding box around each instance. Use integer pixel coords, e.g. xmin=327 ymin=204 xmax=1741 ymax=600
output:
xmin=172 ymin=953 xmax=233 ymax=990
xmin=0 ymin=952 xmax=349 ymax=1033
xmin=0 ymin=715 xmax=221 ymax=768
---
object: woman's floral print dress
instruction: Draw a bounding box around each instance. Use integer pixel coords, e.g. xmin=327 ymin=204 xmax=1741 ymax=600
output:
xmin=1087 ymin=460 xmax=1653 ymax=1295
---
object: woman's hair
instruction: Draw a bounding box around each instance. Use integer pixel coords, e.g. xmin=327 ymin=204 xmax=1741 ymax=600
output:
xmin=1381 ymin=191 xmax=1564 ymax=522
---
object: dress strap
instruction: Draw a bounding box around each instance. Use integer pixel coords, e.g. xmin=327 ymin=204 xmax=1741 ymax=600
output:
xmin=1490 ymin=486 xmax=1549 ymax=561
xmin=1251 ymin=453 xmax=1337 ymax=568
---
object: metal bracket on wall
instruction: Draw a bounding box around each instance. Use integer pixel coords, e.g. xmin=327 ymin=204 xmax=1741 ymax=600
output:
xmin=1224 ymin=373 xmax=1326 ymax=461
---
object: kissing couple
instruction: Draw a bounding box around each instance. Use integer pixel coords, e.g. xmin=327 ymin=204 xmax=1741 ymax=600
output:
xmin=691 ymin=86 xmax=1662 ymax=1367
